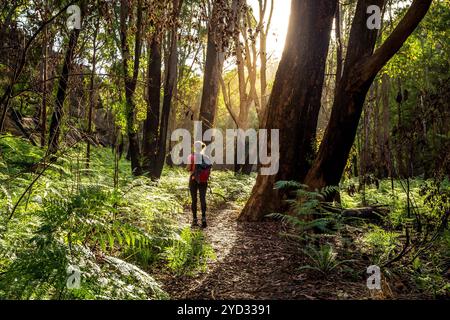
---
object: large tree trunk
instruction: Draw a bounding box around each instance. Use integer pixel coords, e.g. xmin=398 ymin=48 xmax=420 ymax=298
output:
xmin=119 ymin=0 xmax=144 ymax=176
xmin=304 ymin=0 xmax=432 ymax=190
xmin=142 ymin=35 xmax=162 ymax=175
xmin=47 ymin=24 xmax=82 ymax=154
xmin=239 ymin=0 xmax=337 ymax=221
xmin=198 ymin=1 xmax=226 ymax=133
xmin=153 ymin=0 xmax=183 ymax=179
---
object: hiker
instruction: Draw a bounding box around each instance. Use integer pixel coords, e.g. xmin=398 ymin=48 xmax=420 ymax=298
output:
xmin=187 ymin=141 xmax=212 ymax=228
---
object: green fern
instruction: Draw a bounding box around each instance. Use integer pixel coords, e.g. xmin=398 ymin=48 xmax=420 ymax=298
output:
xmin=0 ymin=184 xmax=169 ymax=299
xmin=267 ymin=182 xmax=344 ymax=237
xmin=165 ymin=227 xmax=216 ymax=275
xmin=299 ymin=245 xmax=355 ymax=276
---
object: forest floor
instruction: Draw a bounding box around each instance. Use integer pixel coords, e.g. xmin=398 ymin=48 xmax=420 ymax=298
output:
xmin=156 ymin=203 xmax=381 ymax=300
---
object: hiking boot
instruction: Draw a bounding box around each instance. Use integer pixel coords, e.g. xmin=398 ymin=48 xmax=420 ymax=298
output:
xmin=191 ymin=219 xmax=198 ymax=227
xmin=201 ymin=218 xmax=207 ymax=228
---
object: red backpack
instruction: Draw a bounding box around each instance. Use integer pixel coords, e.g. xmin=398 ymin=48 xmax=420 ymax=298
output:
xmin=191 ymin=154 xmax=212 ymax=183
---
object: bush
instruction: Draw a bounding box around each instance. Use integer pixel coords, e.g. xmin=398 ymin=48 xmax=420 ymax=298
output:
xmin=299 ymin=244 xmax=354 ymax=277
xmin=360 ymin=226 xmax=399 ymax=265
xmin=0 ymin=138 xmax=233 ymax=299
xmin=165 ymin=227 xmax=216 ymax=275
xmin=0 ymin=185 xmax=169 ymax=299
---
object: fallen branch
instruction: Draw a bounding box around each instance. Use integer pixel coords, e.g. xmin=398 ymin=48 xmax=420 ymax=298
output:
xmin=341 ymin=205 xmax=389 ymax=221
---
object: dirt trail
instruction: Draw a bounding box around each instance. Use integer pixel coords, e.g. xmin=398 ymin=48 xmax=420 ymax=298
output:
xmin=157 ymin=205 xmax=370 ymax=300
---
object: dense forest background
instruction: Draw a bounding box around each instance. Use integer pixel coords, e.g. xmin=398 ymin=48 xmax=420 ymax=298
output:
xmin=0 ymin=0 xmax=449 ymax=299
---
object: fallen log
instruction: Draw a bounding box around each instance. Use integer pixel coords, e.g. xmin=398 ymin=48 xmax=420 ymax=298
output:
xmin=341 ymin=205 xmax=389 ymax=221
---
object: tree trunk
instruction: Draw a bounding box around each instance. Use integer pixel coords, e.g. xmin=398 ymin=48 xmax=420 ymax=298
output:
xmin=258 ymin=0 xmax=273 ymax=113
xmin=259 ymin=27 xmax=268 ymax=112
xmin=40 ymin=24 xmax=48 ymax=147
xmin=239 ymin=0 xmax=337 ymax=221
xmin=198 ymin=1 xmax=226 ymax=133
xmin=334 ymin=0 xmax=343 ymax=98
xmin=86 ymin=17 xmax=100 ymax=168
xmin=153 ymin=0 xmax=183 ymax=179
xmin=142 ymin=35 xmax=162 ymax=175
xmin=47 ymin=25 xmax=82 ymax=155
xmin=304 ymin=0 xmax=432 ymax=190
xmin=119 ymin=0 xmax=144 ymax=175
xmin=381 ymin=73 xmax=393 ymax=179
xmin=166 ymin=90 xmax=178 ymax=167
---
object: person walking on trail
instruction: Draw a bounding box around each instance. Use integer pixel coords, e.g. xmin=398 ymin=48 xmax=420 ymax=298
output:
xmin=187 ymin=141 xmax=212 ymax=228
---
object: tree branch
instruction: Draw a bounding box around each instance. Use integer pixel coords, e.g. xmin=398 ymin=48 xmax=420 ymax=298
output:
xmin=363 ymin=0 xmax=433 ymax=81
xmin=219 ymin=74 xmax=240 ymax=127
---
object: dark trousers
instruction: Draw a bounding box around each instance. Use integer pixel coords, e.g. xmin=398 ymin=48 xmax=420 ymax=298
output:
xmin=189 ymin=179 xmax=207 ymax=220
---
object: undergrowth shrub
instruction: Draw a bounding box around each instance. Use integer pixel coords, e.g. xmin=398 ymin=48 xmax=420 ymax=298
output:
xmin=0 ymin=134 xmax=43 ymax=172
xmin=0 ymin=185 xmax=169 ymax=299
xmin=268 ymin=181 xmax=347 ymax=238
xmin=0 ymin=138 xmax=235 ymax=299
xmin=165 ymin=227 xmax=216 ymax=275
xmin=299 ymin=244 xmax=355 ymax=277
xmin=208 ymin=171 xmax=255 ymax=207
xmin=342 ymin=177 xmax=449 ymax=297
xmin=359 ymin=226 xmax=399 ymax=265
